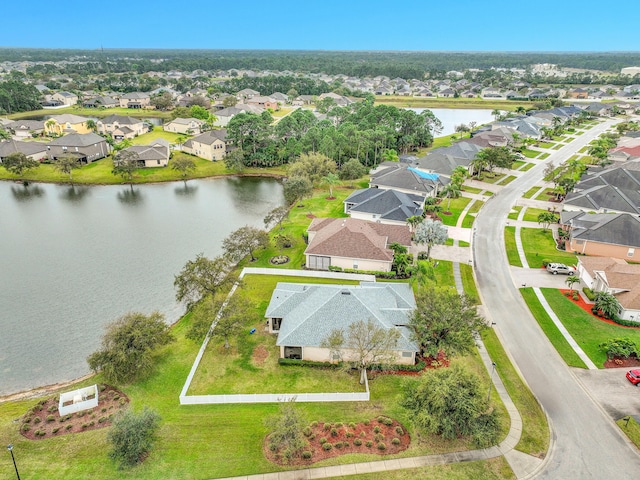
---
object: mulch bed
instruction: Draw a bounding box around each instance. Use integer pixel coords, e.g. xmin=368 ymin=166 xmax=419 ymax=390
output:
xmin=559 ymin=289 xmax=640 ymax=330
xmin=604 ymin=357 xmax=640 ymax=369
xmin=19 ymin=385 xmax=129 ymax=440
xmin=264 ymin=416 xmax=410 ymax=466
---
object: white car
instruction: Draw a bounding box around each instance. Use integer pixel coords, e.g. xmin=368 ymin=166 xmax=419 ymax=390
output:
xmin=546 ymin=263 xmax=575 ymax=275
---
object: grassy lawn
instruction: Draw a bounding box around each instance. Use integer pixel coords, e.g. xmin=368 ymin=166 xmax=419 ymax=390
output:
xmin=521 ymin=228 xmax=576 ymax=268
xmin=520 ymin=288 xmax=587 ymax=368
xmin=533 ymin=188 xmax=555 ymax=201
xmin=461 ymin=200 xmax=482 ymax=228
xmin=578 ymin=146 xmax=589 ymax=153
xmin=481 ymin=329 xmax=549 ymax=457
xmin=461 ymin=185 xmax=483 ymax=194
xmin=540 ymin=288 xmax=640 ymax=367
xmin=507 ymin=206 xmax=522 ymax=220
xmin=499 ymin=175 xmax=517 ymax=186
xmin=522 ymin=187 xmax=540 ymax=199
xmin=538 ymin=153 xmax=550 ymax=160
xmin=130 ymin=130 xmax=184 ymax=145
xmin=7 ymin=106 xmax=172 ymax=121
xmin=476 ymin=172 xmax=505 ymax=184
xmin=460 ymin=263 xmax=479 ymax=304
xmin=551 ymin=144 xmax=563 ymax=150
xmin=0 ymin=154 xmax=286 ymax=185
xmin=537 ymin=142 xmax=555 ymax=149
xmin=433 ymin=260 xmax=455 ymax=288
xmin=504 ymin=227 xmax=522 ymax=267
xmin=440 ymin=196 xmax=472 ymax=226
xmin=521 ymin=149 xmax=539 ymax=159
xmin=617 ymin=417 xmax=640 ymax=447
xmin=459 ymin=240 xmax=470 ymax=247
xmin=522 ymin=207 xmax=549 ymax=223
xmin=271 ymin=107 xmax=294 ymax=119
xmin=519 ymin=162 xmax=535 ymax=172
xmin=374 ymin=95 xmax=529 ymax=111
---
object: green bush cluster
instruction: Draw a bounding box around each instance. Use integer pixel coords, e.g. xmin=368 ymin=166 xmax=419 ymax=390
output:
xmin=354 ymin=438 xmax=362 ymax=446
xmin=277 ymin=358 xmax=342 ymax=369
xmin=322 ymin=442 xmax=332 ymax=451
xmin=582 ymin=287 xmax=595 ymax=301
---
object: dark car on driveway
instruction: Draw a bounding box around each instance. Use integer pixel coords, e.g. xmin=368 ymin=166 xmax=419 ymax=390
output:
xmin=626 ymin=369 xmax=640 ymax=385
xmin=546 ymin=263 xmax=575 ymax=275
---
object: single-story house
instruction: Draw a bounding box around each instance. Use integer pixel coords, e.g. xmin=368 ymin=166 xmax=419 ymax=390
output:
xmin=265 ymin=282 xmax=419 ymax=364
xmin=97 ymin=115 xmax=146 ymax=140
xmin=370 ymin=163 xmax=447 ymax=197
xmin=119 ymin=139 xmax=170 ymax=167
xmin=561 ymin=211 xmax=640 ymax=262
xmin=305 ymin=217 xmax=412 ymax=272
xmin=343 ymin=188 xmax=425 ymax=226
xmin=0 ymin=140 xmax=48 ymax=163
xmin=119 ymin=92 xmax=151 ymax=109
xmin=246 ymin=96 xmax=278 ymax=110
xmin=4 ymin=120 xmax=45 ymax=138
xmin=44 ymin=114 xmax=91 ymax=136
xmin=576 ymin=257 xmax=640 ymax=322
xmin=163 ymin=117 xmax=206 ymax=135
xmin=46 ymin=133 xmax=110 ymax=164
xmin=182 ymin=129 xmax=228 ymax=161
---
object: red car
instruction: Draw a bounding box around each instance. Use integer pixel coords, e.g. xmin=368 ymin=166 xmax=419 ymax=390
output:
xmin=626 ymin=369 xmax=640 ymax=385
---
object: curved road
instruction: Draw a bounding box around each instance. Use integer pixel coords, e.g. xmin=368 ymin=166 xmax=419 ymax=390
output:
xmin=473 ymin=119 xmax=640 ymax=478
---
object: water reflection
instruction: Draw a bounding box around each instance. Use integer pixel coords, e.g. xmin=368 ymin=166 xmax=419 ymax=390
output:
xmin=117 ymin=188 xmax=143 ymax=205
xmin=174 ymin=183 xmax=198 ymax=197
xmin=60 ymin=185 xmax=90 ymax=202
xmin=10 ymin=184 xmax=45 ymax=201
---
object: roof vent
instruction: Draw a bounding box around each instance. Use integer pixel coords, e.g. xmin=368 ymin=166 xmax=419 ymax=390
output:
xmin=341 ymin=290 xmax=351 ymax=295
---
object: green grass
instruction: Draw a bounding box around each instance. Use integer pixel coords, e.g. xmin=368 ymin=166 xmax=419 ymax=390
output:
xmin=537 ymin=142 xmax=555 ymax=149
xmin=551 ymin=144 xmax=563 ymax=150
xmin=481 ymin=328 xmax=550 ymax=457
xmin=540 ymin=288 xmax=640 ymax=367
xmin=522 ymin=187 xmax=540 ymax=199
xmin=579 ymin=146 xmax=589 ymax=153
xmin=7 ymin=106 xmax=172 ymax=121
xmin=520 ymin=288 xmax=588 ymax=368
xmin=439 ymin=196 xmax=472 ymax=226
xmin=504 ymin=226 xmax=522 ymax=267
xmin=130 ymin=130 xmax=184 ymax=145
xmin=461 ymin=185 xmax=483 ymax=194
xmin=461 ymin=200 xmax=482 ymax=228
xmin=0 ymin=154 xmax=286 ymax=185
xmin=538 ymin=153 xmax=550 ymax=160
xmin=499 ymin=175 xmax=517 ymax=186
xmin=327 ymin=457 xmax=515 ymax=480
xmin=520 ymin=228 xmax=576 ymax=268
xmin=521 ymin=149 xmax=539 ymax=159
xmin=374 ymin=95 xmax=529 ymax=111
xmin=476 ymin=173 xmax=505 ymax=184
xmin=617 ymin=417 xmax=640 ymax=448
xmin=511 ymin=160 xmax=526 ymax=170
xmin=459 ymin=240 xmax=470 ymax=247
xmin=519 ymin=162 xmax=535 ymax=172
xmin=507 ymin=206 xmax=522 ymax=220
xmin=460 ymin=263 xmax=479 ymax=304
xmin=533 ymin=188 xmax=555 ymax=201
xmin=522 ymin=207 xmax=549 ymax=223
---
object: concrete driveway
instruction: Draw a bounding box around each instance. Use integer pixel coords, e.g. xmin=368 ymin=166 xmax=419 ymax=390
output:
xmin=573 ymin=368 xmax=640 ymax=421
xmin=509 ymin=266 xmax=575 ymax=289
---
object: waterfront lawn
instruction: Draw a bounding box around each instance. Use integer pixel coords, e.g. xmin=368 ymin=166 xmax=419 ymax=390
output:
xmin=504 ymin=226 xmax=522 ymax=267
xmin=519 ymin=288 xmax=587 ymax=368
xmin=440 ymin=196 xmax=472 ymax=226
xmin=374 ymin=95 xmax=529 ymax=111
xmin=481 ymin=328 xmax=549 ymax=457
xmin=540 ymin=288 xmax=640 ymax=367
xmin=461 ymin=200 xmax=482 ymax=228
xmin=520 ymin=228 xmax=576 ymax=268
xmin=7 ymin=106 xmax=172 ymax=121
xmin=130 ymin=130 xmax=184 ymax=145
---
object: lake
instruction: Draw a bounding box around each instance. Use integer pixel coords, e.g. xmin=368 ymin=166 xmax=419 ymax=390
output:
xmin=408 ymin=108 xmax=496 ymax=136
xmin=0 ymin=177 xmax=284 ymax=396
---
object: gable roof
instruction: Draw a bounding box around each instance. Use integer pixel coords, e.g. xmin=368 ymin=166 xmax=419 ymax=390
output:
xmin=0 ymin=140 xmax=47 ymax=158
xmin=100 ymin=115 xmax=143 ymax=125
xmin=565 ymin=212 xmax=640 ymax=248
xmin=6 ymin=120 xmax=45 ymax=130
xmin=47 ymin=133 xmax=106 ymax=147
xmin=266 ymin=282 xmax=418 ymax=351
xmin=579 ymin=257 xmax=640 ymax=309
xmin=370 ymin=163 xmax=446 ymax=194
xmin=183 ymin=129 xmax=228 ymax=147
xmin=564 ymin=165 xmax=640 ymax=214
xmin=305 ymin=217 xmax=411 ymax=262
xmin=124 ymin=140 xmax=169 ymax=161
xmin=166 ymin=117 xmax=204 ymax=126
xmin=344 ymin=188 xmax=424 ymax=222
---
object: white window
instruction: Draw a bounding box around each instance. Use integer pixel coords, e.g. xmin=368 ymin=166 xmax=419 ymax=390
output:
xmin=628 ymin=248 xmax=635 ymax=257
xmin=353 ymin=260 xmax=358 ymax=269
xmin=402 ymin=351 xmax=413 ymax=358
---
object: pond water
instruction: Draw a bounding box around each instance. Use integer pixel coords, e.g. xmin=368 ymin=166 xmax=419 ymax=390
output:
xmin=0 ymin=177 xmax=284 ymax=396
xmin=408 ymin=108 xmax=496 ymax=136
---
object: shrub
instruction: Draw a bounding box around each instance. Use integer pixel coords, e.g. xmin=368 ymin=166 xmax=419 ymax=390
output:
xmin=47 ymin=405 xmax=58 ymax=413
xmin=360 ymin=431 xmax=366 ymax=437
xmin=99 ymin=417 xmax=108 ymax=424
xmin=302 ymin=451 xmax=312 ymax=459
xmin=374 ymin=433 xmax=385 ymax=442
xmin=33 ymin=417 xmax=41 ymax=424
xmin=323 ymin=423 xmax=331 ymax=431
xmin=35 ymin=430 xmax=46 ymax=437
xmin=330 ymin=428 xmax=338 ymax=437
xmin=81 ymin=423 xmax=88 ymax=429
xmin=113 ymin=394 xmax=120 ymax=401
xmin=354 ymin=438 xmax=362 ymax=446
xmin=346 ymin=431 xmax=354 ymax=438
xmin=343 ymin=441 xmax=350 ymax=448
xmin=53 ymin=427 xmax=61 ymax=434
xmin=348 ymin=422 xmax=356 ymax=429
xmin=89 ymin=421 xmax=95 ymax=426
xmin=108 ymin=407 xmax=161 ymax=468
xmin=21 ymin=424 xmax=30 ymax=432
xmin=322 ymin=443 xmax=333 ymax=451
xmin=583 ymin=287 xmax=595 ymax=301
xmin=102 ymin=408 xmax=108 ymax=413
xmin=99 ymin=384 xmax=107 ymax=392
xmin=66 ymin=424 xmax=73 ymax=430
xmin=309 ymin=433 xmax=316 ymax=440
xmin=392 ymin=437 xmax=401 ymax=445
xmin=377 ymin=416 xmax=386 ymax=423
xmin=77 ymin=411 xmax=85 ymax=418
xmin=334 ymin=422 xmax=343 ymax=428
xmin=23 ymin=416 xmax=31 ymax=424
xmin=46 ymin=415 xmax=55 ymax=422
xmin=373 ymin=426 xmax=381 ymax=433
xmin=310 ymin=421 xmax=318 ymax=428
xmin=377 ymin=442 xmax=387 ymax=451
xmin=599 ymin=338 xmax=639 ymax=359
xmin=319 ymin=437 xmax=327 ymax=445
xmin=303 ymin=427 xmax=312 ymax=437
xmin=364 ymin=420 xmax=370 ymax=426
xmin=335 ymin=442 xmax=343 ymax=449
xmin=366 ymin=441 xmax=373 ymax=448
xmin=383 ymin=418 xmax=393 ymax=426
xmin=541 ymin=259 xmax=552 ymax=267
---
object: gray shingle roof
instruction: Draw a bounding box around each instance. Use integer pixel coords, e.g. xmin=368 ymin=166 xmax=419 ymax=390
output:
xmin=370 ymin=164 xmax=445 ymax=194
xmin=47 ymin=133 xmax=106 ymax=147
xmin=564 ymin=165 xmax=640 ymax=214
xmin=266 ymin=282 xmax=418 ymax=351
xmin=344 ymin=188 xmax=424 ymax=222
xmin=566 ymin=212 xmax=640 ymax=248
xmin=0 ymin=140 xmax=47 ymax=158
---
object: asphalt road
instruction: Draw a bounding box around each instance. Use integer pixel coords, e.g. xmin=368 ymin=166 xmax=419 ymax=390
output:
xmin=473 ymin=119 xmax=640 ymax=479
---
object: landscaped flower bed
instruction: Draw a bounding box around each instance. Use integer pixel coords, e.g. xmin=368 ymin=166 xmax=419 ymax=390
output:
xmin=19 ymin=384 xmax=129 ymax=440
xmin=264 ymin=416 xmax=410 ymax=465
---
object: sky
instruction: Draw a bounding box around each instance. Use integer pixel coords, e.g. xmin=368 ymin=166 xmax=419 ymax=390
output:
xmin=2 ymin=0 xmax=639 ymax=52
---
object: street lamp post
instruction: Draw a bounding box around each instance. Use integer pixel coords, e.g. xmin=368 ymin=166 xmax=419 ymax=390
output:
xmin=487 ymin=362 xmax=497 ymax=403
xmin=7 ymin=444 xmax=21 ymax=480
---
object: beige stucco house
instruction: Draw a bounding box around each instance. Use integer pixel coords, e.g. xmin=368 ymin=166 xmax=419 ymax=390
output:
xmin=265 ymin=282 xmax=418 ymax=364
xmin=164 ymin=117 xmax=206 ymax=135
xmin=119 ymin=92 xmax=151 ymax=109
xmin=44 ymin=114 xmax=91 ymax=136
xmin=182 ymin=129 xmax=227 ymax=161
xmin=51 ymin=91 xmax=78 ymax=106
xmin=0 ymin=140 xmax=47 ymax=163
xmin=305 ymin=217 xmax=412 ymax=272
xmin=119 ymin=139 xmax=170 ymax=168
xmin=96 ymin=115 xmax=146 ymax=140
xmin=46 ymin=133 xmax=110 ymax=164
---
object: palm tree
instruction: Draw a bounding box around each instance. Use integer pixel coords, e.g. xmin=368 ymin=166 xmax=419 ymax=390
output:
xmin=86 ymin=119 xmax=97 ymax=133
xmin=491 ymin=109 xmax=502 ymax=121
xmin=594 ymin=292 xmax=620 ymax=319
xmin=441 ymin=183 xmax=461 ymax=212
xmin=565 ymin=275 xmax=580 ymax=294
xmin=406 ymin=215 xmax=423 ymax=231
xmin=322 ymin=172 xmax=340 ymax=199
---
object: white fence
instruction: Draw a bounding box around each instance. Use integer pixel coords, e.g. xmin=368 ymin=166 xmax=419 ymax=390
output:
xmin=58 ymin=384 xmax=99 ymax=416
xmin=178 ymin=267 xmax=374 ymax=405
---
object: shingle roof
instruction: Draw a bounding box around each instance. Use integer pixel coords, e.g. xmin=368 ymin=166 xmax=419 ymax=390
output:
xmin=344 ymin=188 xmax=424 ymax=222
xmin=266 ymin=282 xmax=418 ymax=351
xmin=100 ymin=115 xmax=143 ymax=125
xmin=370 ymin=164 xmax=445 ymax=194
xmin=47 ymin=133 xmax=106 ymax=147
xmin=49 ymin=114 xmax=88 ymax=124
xmin=567 ymin=212 xmax=640 ymax=248
xmin=579 ymin=257 xmax=640 ymax=309
xmin=564 ymin=165 xmax=640 ymax=214
xmin=0 ymin=140 xmax=47 ymax=158
xmin=183 ymin=129 xmax=228 ymax=147
xmin=305 ymin=218 xmax=411 ymax=262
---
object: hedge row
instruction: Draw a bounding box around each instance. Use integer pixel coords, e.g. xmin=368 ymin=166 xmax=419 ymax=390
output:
xmin=278 ymin=358 xmax=426 ymax=372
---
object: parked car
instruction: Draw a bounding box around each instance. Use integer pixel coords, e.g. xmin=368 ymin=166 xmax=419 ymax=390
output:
xmin=546 ymin=263 xmax=575 ymax=275
xmin=626 ymin=369 xmax=640 ymax=385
